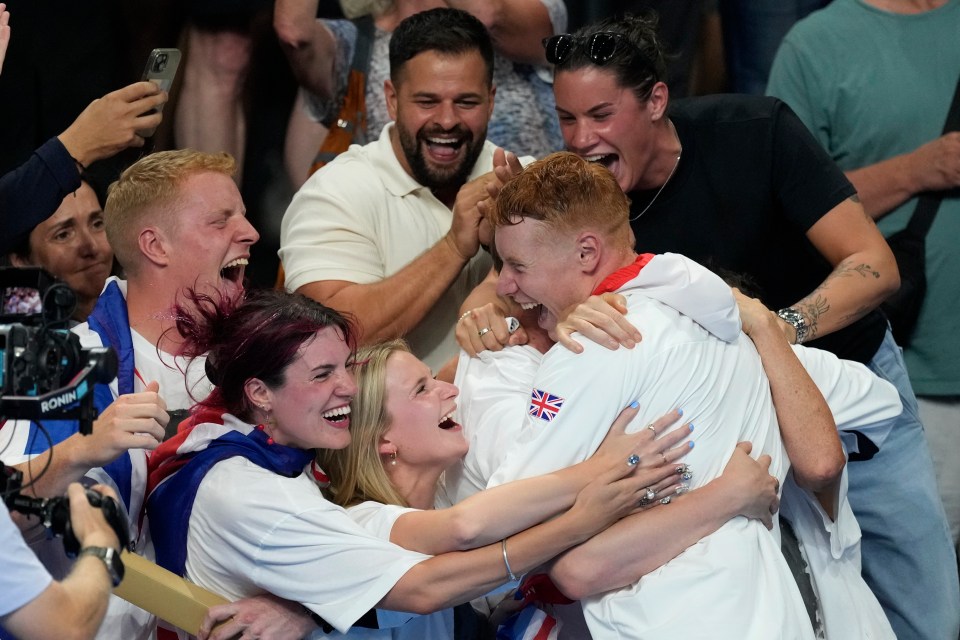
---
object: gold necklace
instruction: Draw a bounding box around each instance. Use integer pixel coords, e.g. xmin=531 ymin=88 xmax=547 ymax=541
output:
xmin=630 ymin=124 xmax=683 ymax=222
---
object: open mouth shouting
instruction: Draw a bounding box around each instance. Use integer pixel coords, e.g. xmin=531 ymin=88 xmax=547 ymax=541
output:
xmin=219 ymin=257 xmax=248 ymax=297
xmin=420 ymin=129 xmax=471 ymax=165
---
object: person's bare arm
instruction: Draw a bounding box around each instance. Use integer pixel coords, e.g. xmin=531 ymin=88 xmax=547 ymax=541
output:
xmin=2 ymin=484 xmax=121 ymax=640
xmin=380 ymin=455 xmax=659 ymax=614
xmin=273 ymin=0 xmax=338 ymax=100
xmin=446 ymin=0 xmax=558 ymax=64
xmin=549 ymin=442 xmax=779 ymax=599
xmin=0 ymin=3 xmax=10 ymax=75
xmin=391 ymin=408 xmax=691 ymax=554
xmin=297 ymin=174 xmax=492 ymax=344
xmin=736 ymin=289 xmax=844 ymax=514
xmin=846 ymin=132 xmax=960 ymax=220
xmin=57 ymin=82 xmax=167 ymax=168
xmin=779 ymin=197 xmax=899 ymax=343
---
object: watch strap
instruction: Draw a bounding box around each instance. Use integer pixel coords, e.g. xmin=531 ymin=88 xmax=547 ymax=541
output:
xmin=79 ymin=546 xmax=125 ymax=587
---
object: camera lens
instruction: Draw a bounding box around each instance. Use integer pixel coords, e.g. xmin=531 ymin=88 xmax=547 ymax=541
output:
xmin=154 ymin=54 xmax=168 ymax=73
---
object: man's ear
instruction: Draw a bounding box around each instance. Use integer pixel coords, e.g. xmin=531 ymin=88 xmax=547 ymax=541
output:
xmin=576 ymin=232 xmax=601 ymax=273
xmin=138 ymin=227 xmax=170 ymax=268
xmin=647 ymin=81 xmax=670 ymax=122
xmin=385 ymin=78 xmax=399 ymax=121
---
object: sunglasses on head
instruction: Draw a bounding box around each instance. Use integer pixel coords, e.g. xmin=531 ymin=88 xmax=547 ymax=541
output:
xmin=542 ymin=32 xmax=637 ymax=66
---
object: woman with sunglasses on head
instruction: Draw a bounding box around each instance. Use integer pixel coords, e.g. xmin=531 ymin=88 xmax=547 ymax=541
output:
xmin=530 ymin=13 xmax=928 ymax=638
xmin=145 ymin=288 xmax=700 ymax=638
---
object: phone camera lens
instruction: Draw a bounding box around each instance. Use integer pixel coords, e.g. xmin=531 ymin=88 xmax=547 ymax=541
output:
xmin=154 ymin=54 xmax=168 ymax=73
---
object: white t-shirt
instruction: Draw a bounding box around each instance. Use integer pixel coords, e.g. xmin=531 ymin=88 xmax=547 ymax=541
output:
xmin=185 ymin=452 xmax=431 ymax=635
xmin=279 ymin=124 xmax=497 ymax=371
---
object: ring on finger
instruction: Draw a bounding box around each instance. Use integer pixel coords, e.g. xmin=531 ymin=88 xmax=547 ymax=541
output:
xmin=639 ymin=496 xmax=651 ymax=507
xmin=659 ymin=452 xmax=667 ymax=464
xmin=477 ymin=327 xmax=491 ymax=337
xmin=627 ymin=454 xmax=640 ymax=466
xmin=646 ymin=424 xmax=656 ymax=437
xmin=458 ymin=310 xmax=472 ymax=323
xmin=644 ymin=487 xmax=656 ymax=501
xmin=660 ymin=496 xmax=672 ymax=505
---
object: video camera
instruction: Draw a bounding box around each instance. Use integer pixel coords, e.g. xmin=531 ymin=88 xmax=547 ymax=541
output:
xmin=1 ymin=267 xmax=125 ymax=551
xmin=1 ymin=267 xmax=117 ymax=434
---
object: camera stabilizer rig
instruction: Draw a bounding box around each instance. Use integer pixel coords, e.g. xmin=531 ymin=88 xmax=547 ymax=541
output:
xmin=1 ymin=267 xmax=124 ymax=553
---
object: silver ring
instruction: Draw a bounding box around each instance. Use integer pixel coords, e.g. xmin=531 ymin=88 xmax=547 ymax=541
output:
xmin=646 ymin=424 xmax=656 ymax=436
xmin=477 ymin=327 xmax=491 ymax=337
xmin=639 ymin=496 xmax=651 ymax=507
xmin=644 ymin=487 xmax=656 ymax=501
xmin=660 ymin=496 xmax=672 ymax=505
xmin=627 ymin=454 xmax=640 ymax=466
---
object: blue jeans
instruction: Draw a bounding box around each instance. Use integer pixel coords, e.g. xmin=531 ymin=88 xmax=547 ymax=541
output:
xmin=852 ymin=328 xmax=960 ymax=639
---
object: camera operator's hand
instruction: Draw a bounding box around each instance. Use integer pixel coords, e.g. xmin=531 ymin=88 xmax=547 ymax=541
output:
xmin=1 ymin=483 xmax=120 ymax=639
xmin=68 ymin=483 xmax=121 ymax=552
xmin=74 ymin=381 xmax=169 ymax=468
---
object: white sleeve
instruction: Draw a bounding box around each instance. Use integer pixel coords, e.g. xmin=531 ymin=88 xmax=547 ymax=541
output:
xmin=347 ymin=501 xmax=421 ymax=541
xmin=279 ymin=159 xmax=386 ymax=293
xmin=792 ymin=345 xmax=901 ymax=449
xmin=189 ymin=465 xmax=429 ymax=635
xmin=634 ymin=253 xmax=741 ymax=342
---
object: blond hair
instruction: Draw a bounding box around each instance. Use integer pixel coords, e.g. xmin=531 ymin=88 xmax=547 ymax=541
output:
xmin=492 ymin=151 xmax=632 ymax=248
xmin=104 ymin=149 xmax=236 ymax=272
xmin=319 ymin=340 xmax=410 ymax=508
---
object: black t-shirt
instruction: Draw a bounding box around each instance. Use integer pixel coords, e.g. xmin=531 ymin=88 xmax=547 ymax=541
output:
xmin=629 ymin=95 xmax=887 ymax=364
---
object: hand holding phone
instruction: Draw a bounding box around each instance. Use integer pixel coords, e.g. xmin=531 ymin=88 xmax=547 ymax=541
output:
xmin=138 ymin=47 xmax=181 ymax=137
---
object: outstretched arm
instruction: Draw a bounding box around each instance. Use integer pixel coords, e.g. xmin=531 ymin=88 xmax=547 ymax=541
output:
xmin=273 ymin=0 xmax=338 ymax=100
xmin=0 ymin=3 xmax=10 ymax=75
xmin=391 ymin=407 xmax=692 ymax=554
xmin=446 ymin=0 xmax=561 ymax=64
xmin=736 ymin=289 xmax=844 ymax=516
xmin=3 ymin=484 xmax=121 ymax=640
xmin=550 ymin=442 xmax=780 ymax=599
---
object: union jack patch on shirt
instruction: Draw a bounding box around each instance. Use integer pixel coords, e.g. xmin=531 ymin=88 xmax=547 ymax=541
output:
xmin=529 ymin=389 xmax=564 ymax=422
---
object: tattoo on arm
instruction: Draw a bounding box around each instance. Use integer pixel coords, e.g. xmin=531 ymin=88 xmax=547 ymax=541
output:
xmin=798 ymin=295 xmax=830 ymax=340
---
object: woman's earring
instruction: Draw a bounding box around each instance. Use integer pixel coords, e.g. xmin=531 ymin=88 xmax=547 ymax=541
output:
xmin=390 ymin=451 xmax=398 ymax=466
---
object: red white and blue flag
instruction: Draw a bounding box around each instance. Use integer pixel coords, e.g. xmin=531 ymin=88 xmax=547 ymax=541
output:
xmin=529 ymin=389 xmax=564 ymax=422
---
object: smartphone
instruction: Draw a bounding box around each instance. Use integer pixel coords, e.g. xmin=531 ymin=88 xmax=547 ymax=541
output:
xmin=138 ymin=47 xmax=181 ymax=136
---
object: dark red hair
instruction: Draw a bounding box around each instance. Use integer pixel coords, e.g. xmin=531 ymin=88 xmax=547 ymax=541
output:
xmin=174 ymin=288 xmax=357 ymax=421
